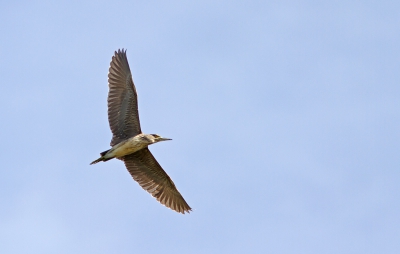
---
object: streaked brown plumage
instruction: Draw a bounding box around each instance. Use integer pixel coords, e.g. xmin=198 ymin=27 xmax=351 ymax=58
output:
xmin=91 ymin=49 xmax=191 ymax=214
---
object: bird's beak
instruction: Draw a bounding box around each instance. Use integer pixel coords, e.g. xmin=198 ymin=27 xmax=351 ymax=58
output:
xmin=159 ymin=137 xmax=172 ymax=141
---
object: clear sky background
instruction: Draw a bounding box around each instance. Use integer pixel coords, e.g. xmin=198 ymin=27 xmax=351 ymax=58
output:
xmin=1 ymin=1 xmax=399 ymax=253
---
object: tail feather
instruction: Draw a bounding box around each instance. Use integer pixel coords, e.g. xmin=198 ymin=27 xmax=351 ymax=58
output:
xmin=90 ymin=149 xmax=114 ymax=165
xmin=90 ymin=157 xmax=104 ymax=165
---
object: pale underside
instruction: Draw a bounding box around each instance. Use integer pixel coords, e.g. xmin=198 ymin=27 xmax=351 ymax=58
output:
xmin=103 ymin=135 xmax=148 ymax=159
xmin=106 ymin=49 xmax=191 ymax=214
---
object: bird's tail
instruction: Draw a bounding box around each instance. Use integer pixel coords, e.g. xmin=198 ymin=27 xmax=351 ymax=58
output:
xmin=90 ymin=157 xmax=104 ymax=165
xmin=90 ymin=149 xmax=112 ymax=165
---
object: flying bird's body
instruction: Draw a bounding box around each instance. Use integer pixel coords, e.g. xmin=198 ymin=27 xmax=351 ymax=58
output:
xmin=102 ymin=135 xmax=149 ymax=159
xmin=90 ymin=49 xmax=191 ymax=214
xmin=91 ymin=133 xmax=168 ymax=163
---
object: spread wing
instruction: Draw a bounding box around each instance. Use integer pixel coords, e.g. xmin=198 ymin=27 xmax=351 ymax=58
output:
xmin=108 ymin=49 xmax=142 ymax=146
xmin=122 ymin=148 xmax=192 ymax=214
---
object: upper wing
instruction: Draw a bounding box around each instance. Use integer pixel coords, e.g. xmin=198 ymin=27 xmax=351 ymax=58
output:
xmin=122 ymin=148 xmax=192 ymax=214
xmin=108 ymin=49 xmax=142 ymax=146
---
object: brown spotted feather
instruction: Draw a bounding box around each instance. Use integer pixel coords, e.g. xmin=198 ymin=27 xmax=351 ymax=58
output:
xmin=122 ymin=148 xmax=192 ymax=214
xmin=107 ymin=49 xmax=142 ymax=146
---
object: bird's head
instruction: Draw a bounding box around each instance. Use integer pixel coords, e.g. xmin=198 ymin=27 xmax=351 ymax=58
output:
xmin=146 ymin=134 xmax=172 ymax=144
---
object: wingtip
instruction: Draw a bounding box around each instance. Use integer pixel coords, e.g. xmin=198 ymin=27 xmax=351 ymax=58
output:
xmin=182 ymin=208 xmax=192 ymax=214
xmin=184 ymin=206 xmax=193 ymax=214
xmin=115 ymin=48 xmax=127 ymax=56
xmin=158 ymin=196 xmax=192 ymax=214
xmin=173 ymin=203 xmax=192 ymax=214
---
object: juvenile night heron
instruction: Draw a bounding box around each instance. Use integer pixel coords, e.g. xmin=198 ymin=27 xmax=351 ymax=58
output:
xmin=91 ymin=49 xmax=191 ymax=214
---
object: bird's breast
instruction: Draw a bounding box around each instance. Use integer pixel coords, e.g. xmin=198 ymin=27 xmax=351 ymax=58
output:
xmin=107 ymin=138 xmax=148 ymax=158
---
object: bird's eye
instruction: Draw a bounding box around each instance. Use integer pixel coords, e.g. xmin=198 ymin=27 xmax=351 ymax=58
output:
xmin=152 ymin=134 xmax=160 ymax=138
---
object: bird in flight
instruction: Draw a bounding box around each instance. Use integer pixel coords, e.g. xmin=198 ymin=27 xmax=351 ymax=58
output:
xmin=91 ymin=49 xmax=191 ymax=214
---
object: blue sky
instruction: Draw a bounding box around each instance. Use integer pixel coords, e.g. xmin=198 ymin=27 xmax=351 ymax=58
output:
xmin=1 ymin=1 xmax=399 ymax=253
